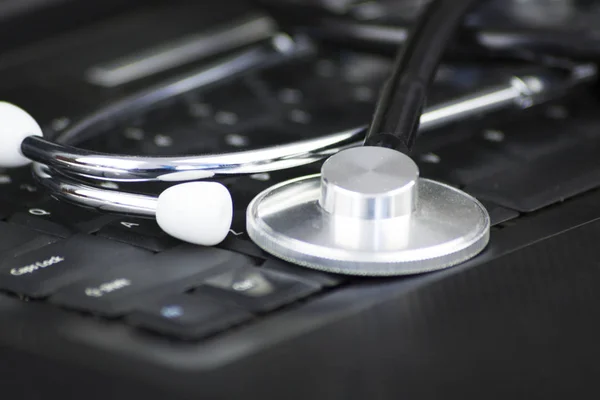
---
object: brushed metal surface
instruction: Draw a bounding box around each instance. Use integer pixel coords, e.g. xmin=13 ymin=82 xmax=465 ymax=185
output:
xmin=247 ymin=149 xmax=490 ymax=276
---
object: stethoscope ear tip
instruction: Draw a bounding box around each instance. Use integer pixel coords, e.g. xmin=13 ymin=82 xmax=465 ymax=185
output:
xmin=156 ymin=181 xmax=233 ymax=247
xmin=0 ymin=101 xmax=43 ymax=168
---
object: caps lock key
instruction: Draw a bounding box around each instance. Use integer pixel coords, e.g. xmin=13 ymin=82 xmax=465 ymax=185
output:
xmin=0 ymin=234 xmax=152 ymax=298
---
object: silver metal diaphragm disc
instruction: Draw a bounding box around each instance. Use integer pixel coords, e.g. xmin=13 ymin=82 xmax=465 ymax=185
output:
xmin=246 ymin=175 xmax=490 ymax=276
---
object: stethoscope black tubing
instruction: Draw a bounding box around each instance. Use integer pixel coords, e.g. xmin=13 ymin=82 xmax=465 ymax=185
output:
xmin=364 ymin=0 xmax=487 ymax=153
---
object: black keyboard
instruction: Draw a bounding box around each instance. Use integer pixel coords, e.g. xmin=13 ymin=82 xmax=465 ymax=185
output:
xmin=3 ymin=1 xmax=600 ymax=399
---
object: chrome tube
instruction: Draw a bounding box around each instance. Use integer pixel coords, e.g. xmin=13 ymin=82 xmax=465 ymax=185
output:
xmin=26 ymin=64 xmax=596 ymax=183
xmin=33 ymin=164 xmax=158 ymax=216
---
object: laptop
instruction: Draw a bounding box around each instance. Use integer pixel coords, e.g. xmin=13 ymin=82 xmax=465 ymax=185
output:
xmin=1 ymin=0 xmax=599 ymax=398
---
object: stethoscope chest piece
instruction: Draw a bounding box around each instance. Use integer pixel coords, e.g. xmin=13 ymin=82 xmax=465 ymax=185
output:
xmin=247 ymin=146 xmax=490 ymax=276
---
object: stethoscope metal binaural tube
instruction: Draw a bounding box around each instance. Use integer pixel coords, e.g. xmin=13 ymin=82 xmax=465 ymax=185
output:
xmin=32 ymin=163 xmax=158 ymax=216
xmin=30 ymin=63 xmax=596 ymax=219
xmin=25 ymin=62 xmax=595 ymax=186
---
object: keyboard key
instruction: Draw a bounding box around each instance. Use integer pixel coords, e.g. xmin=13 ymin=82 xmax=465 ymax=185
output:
xmin=200 ymin=80 xmax=272 ymax=130
xmin=498 ymin=118 xmax=580 ymax=162
xmin=128 ymin=293 xmax=252 ymax=340
xmin=223 ymin=123 xmax=304 ymax=149
xmin=96 ymin=217 xmax=180 ymax=252
xmin=195 ymin=265 xmax=321 ymax=313
xmin=0 ymin=234 xmax=151 ymax=298
xmin=115 ymin=114 xmax=224 ymax=157
xmin=8 ymin=197 xmax=116 ymax=237
xmin=416 ymin=141 xmax=517 ymax=186
xmin=0 ymin=221 xmax=50 ymax=255
xmin=1 ymin=235 xmax=62 ymax=259
xmin=39 ymin=198 xmax=116 ymax=233
xmin=478 ymin=200 xmax=519 ymax=226
xmin=467 ymin=140 xmax=600 ymax=212
xmin=281 ymin=102 xmax=374 ymax=139
xmin=8 ymin=212 xmax=73 ymax=238
xmin=50 ymin=245 xmax=253 ymax=316
xmin=0 ymin=168 xmax=44 ymax=206
xmin=260 ymin=59 xmax=351 ymax=108
xmin=260 ymin=259 xmax=345 ymax=288
xmin=218 ymin=235 xmax=266 ymax=259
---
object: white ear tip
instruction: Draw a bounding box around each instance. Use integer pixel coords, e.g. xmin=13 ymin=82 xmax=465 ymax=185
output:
xmin=156 ymin=181 xmax=233 ymax=246
xmin=0 ymin=102 xmax=43 ymax=168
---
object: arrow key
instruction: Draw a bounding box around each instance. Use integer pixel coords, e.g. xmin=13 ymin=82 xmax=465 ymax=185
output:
xmin=128 ymin=293 xmax=252 ymax=340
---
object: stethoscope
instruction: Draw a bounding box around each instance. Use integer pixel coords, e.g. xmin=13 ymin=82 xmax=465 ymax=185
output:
xmin=0 ymin=0 xmax=596 ymax=276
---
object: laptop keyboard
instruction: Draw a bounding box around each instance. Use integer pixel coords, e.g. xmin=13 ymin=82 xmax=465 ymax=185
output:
xmin=2 ymin=21 xmax=600 ymax=343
